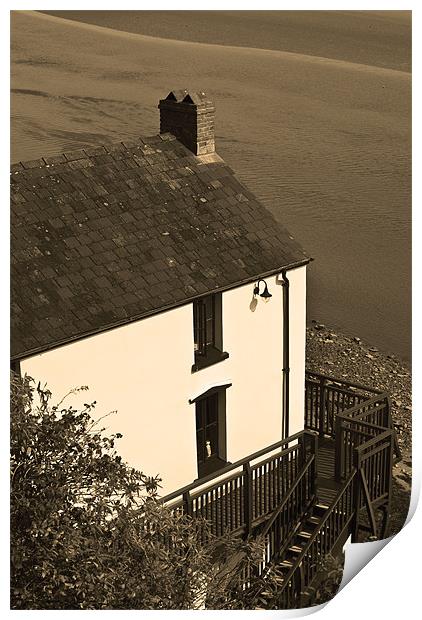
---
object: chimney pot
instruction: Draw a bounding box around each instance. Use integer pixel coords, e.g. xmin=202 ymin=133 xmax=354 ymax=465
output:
xmin=158 ymin=90 xmax=215 ymax=156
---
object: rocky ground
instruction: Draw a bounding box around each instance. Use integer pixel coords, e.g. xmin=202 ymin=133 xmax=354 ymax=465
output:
xmin=306 ymin=321 xmax=412 ymax=537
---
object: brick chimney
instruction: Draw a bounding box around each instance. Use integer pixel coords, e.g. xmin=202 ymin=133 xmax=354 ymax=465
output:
xmin=158 ymin=90 xmax=215 ymax=156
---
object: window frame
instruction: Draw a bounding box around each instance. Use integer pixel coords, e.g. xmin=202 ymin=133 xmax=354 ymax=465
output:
xmin=192 ymin=293 xmax=229 ymax=372
xmin=190 ymin=384 xmax=231 ymax=478
xmin=10 ymin=360 xmax=21 ymax=377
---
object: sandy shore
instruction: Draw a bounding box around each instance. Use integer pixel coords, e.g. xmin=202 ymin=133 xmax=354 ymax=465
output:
xmin=41 ymin=10 xmax=411 ymax=72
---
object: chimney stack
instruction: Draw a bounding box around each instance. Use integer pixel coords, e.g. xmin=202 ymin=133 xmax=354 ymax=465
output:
xmin=158 ymin=90 xmax=215 ymax=156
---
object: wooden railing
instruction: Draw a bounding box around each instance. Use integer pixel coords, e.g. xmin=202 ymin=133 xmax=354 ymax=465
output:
xmin=305 ymin=371 xmax=399 ymax=481
xmin=159 ymin=431 xmax=319 ymax=603
xmin=274 ymin=425 xmax=395 ymax=607
xmin=157 ymin=371 xmax=396 ymax=608
xmin=161 ymin=430 xmax=318 ymax=541
xmin=334 ymin=397 xmax=390 ymax=480
xmin=261 ymin=371 xmax=398 ymax=606
xmin=277 ymin=470 xmax=356 ymax=608
xmin=351 ymin=429 xmax=394 ymax=539
xmin=259 ymin=451 xmax=317 ymax=572
xmin=305 ymin=371 xmax=382 ymax=437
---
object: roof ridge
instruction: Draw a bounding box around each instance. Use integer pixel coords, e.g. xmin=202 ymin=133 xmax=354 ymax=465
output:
xmin=10 ymin=132 xmax=178 ymax=172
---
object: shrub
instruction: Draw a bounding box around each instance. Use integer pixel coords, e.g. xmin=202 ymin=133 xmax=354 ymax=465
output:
xmin=10 ymin=373 xmax=284 ymax=610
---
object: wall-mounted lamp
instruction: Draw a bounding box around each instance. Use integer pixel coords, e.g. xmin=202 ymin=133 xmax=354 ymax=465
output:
xmin=253 ymin=279 xmax=272 ymax=302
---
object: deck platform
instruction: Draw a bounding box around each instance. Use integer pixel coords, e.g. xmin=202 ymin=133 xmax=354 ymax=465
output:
xmin=315 ymin=437 xmax=342 ymax=506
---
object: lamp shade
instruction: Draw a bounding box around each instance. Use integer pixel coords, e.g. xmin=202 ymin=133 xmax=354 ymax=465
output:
xmin=253 ymin=279 xmax=272 ymax=300
xmin=260 ymin=283 xmax=272 ymax=300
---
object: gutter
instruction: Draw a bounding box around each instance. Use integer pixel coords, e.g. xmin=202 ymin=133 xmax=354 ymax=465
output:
xmin=280 ymin=259 xmax=314 ymax=439
xmin=12 ymin=257 xmax=311 ymax=362
xmin=281 ymin=269 xmax=290 ymax=439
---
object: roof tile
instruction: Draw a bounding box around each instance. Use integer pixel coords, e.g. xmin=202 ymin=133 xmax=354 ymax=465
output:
xmin=11 ymin=133 xmax=309 ymax=359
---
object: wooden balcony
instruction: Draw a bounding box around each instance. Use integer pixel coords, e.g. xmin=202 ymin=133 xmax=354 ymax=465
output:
xmin=162 ymin=430 xmax=318 ymax=542
xmin=161 ymin=371 xmax=399 ymax=608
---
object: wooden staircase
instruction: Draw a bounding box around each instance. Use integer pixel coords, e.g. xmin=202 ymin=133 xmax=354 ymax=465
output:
xmin=266 ymin=372 xmax=400 ymax=607
xmin=160 ymin=371 xmax=399 ymax=609
xmin=279 ymin=502 xmax=331 ymax=572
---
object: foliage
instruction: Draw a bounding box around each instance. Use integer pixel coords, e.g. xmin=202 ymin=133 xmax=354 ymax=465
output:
xmin=10 ymin=373 xmax=285 ymax=610
xmin=306 ymin=553 xmax=345 ymax=606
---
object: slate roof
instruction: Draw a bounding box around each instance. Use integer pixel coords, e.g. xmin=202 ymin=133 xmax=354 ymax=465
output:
xmin=11 ymin=133 xmax=309 ymax=360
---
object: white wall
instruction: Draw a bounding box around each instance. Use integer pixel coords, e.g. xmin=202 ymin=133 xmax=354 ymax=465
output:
xmin=284 ymin=267 xmax=307 ymax=437
xmin=21 ymin=267 xmax=307 ymax=496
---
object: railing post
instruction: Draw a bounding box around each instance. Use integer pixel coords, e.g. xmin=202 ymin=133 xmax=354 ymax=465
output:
xmin=243 ymin=462 xmax=253 ymax=538
xmin=298 ymin=432 xmax=304 ymax=465
xmin=386 ymin=394 xmax=402 ymax=461
xmin=319 ymin=377 xmax=327 ymax=438
xmin=298 ymin=431 xmax=307 ymax=466
xmin=351 ymin=449 xmax=361 ymax=543
xmin=304 ymin=376 xmax=309 ymax=429
xmin=334 ymin=415 xmax=343 ymax=482
xmin=312 ymin=433 xmax=318 ymax=493
xmin=381 ymin=430 xmax=394 ymax=539
xmin=183 ymin=490 xmax=192 ymax=517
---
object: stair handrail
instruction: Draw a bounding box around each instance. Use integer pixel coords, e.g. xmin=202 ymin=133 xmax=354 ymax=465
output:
xmin=351 ymin=427 xmax=392 ymax=450
xmin=334 ymin=393 xmax=390 ymax=422
xmin=305 ymin=370 xmax=384 ymax=395
xmin=260 ymin=455 xmax=316 ymax=539
xmin=276 ymin=469 xmax=357 ymax=598
xmin=336 ymin=415 xmax=389 ymax=432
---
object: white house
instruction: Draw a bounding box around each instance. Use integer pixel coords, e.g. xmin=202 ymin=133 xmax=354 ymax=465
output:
xmin=11 ymin=90 xmax=397 ymax=606
xmin=11 ymin=90 xmax=310 ymax=495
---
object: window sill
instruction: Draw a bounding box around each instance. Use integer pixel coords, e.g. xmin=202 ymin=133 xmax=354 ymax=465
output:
xmin=197 ymin=456 xmax=230 ymax=479
xmin=191 ymin=349 xmax=229 ymax=373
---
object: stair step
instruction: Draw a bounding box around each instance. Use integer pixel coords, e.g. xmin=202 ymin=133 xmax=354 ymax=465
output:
xmin=315 ymin=502 xmax=330 ymax=510
xmin=297 ymin=530 xmax=312 ymax=540
xmin=314 ymin=502 xmax=330 ymax=515
xmin=307 ymin=515 xmax=320 ymax=525
xmin=288 ymin=544 xmax=304 ymax=554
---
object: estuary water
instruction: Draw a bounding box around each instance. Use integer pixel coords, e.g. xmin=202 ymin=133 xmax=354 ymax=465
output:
xmin=11 ymin=10 xmax=411 ymax=361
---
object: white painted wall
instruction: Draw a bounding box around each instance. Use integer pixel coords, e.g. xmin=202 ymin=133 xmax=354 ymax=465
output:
xmin=21 ymin=267 xmax=307 ymax=495
xmin=284 ymin=267 xmax=307 ymax=437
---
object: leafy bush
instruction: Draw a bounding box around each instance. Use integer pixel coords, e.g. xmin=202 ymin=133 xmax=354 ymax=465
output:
xmin=306 ymin=553 xmax=345 ymax=606
xmin=10 ymin=373 xmax=284 ymax=610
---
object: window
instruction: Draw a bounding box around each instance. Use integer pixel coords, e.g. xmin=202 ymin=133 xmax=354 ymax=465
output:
xmin=10 ymin=360 xmax=21 ymax=376
xmin=192 ymin=293 xmax=229 ymax=372
xmin=190 ymin=384 xmax=231 ymax=478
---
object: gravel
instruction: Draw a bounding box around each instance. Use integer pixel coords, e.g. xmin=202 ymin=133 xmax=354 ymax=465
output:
xmin=306 ymin=322 xmax=411 ymax=536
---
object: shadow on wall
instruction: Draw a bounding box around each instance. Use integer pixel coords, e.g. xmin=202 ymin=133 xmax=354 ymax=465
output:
xmin=249 ymin=296 xmax=258 ymax=312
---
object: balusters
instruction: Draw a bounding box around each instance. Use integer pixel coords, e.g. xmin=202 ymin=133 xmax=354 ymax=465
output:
xmin=243 ymin=462 xmax=253 ymax=537
xmin=183 ymin=490 xmax=192 ymax=516
xmin=254 ymin=468 xmax=259 ymax=521
xmin=230 ymin=478 xmax=235 ymax=530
